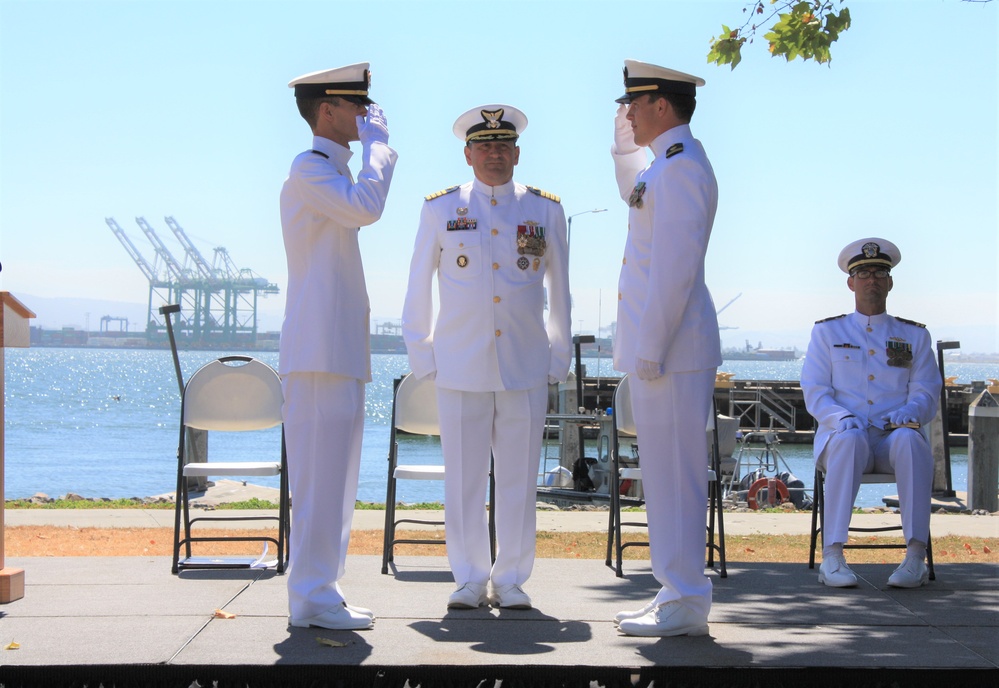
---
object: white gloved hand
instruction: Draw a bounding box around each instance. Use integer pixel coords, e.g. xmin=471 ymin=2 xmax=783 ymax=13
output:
xmin=836 ymin=415 xmax=865 ymax=433
xmin=357 ymin=103 xmax=389 ymax=146
xmin=421 ymin=370 xmax=437 ymax=382
xmin=885 ymin=408 xmax=917 ymax=426
xmin=548 ymin=375 xmax=560 ymax=385
xmin=635 ymin=357 xmax=663 ymax=381
xmin=613 ymin=104 xmax=640 ymax=154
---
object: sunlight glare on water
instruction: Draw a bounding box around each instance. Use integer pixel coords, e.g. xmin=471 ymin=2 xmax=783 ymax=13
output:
xmin=3 ymin=348 xmax=988 ymax=506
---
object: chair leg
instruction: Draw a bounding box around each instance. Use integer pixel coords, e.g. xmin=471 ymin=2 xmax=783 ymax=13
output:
xmin=707 ymin=477 xmax=716 ymax=569
xmin=707 ymin=400 xmax=726 ymax=578
xmin=609 ymin=431 xmax=625 ymax=578
xmin=614 ymin=486 xmax=624 ymax=578
xmin=382 ymin=443 xmax=398 ymax=575
xmin=172 ymin=471 xmax=184 ymax=575
xmin=605 ymin=484 xmax=617 ymax=568
xmin=808 ymin=469 xmax=823 ymax=569
xmin=277 ymin=447 xmax=289 ymax=574
xmin=713 ymin=476 xmax=728 ymax=579
xmin=927 ymin=532 xmax=935 ymax=580
xmin=605 ymin=443 xmax=619 ymax=568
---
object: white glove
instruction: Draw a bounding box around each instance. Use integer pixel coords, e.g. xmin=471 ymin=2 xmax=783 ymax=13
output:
xmin=635 ymin=357 xmax=663 ymax=381
xmin=836 ymin=415 xmax=865 ymax=433
xmin=420 ymin=370 xmax=437 ymax=382
xmin=613 ymin=104 xmax=640 ymax=154
xmin=884 ymin=408 xmax=917 ymax=426
xmin=357 ymin=103 xmax=389 ymax=146
xmin=548 ymin=374 xmax=560 ymax=385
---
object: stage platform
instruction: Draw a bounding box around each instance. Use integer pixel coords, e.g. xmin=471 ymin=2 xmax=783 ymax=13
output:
xmin=1 ymin=553 xmax=996 ymax=687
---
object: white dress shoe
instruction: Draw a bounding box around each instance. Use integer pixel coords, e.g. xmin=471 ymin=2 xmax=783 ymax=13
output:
xmin=289 ymin=605 xmax=373 ymax=630
xmin=343 ymin=601 xmax=375 ymax=620
xmin=887 ymin=554 xmax=929 ymax=588
xmin=335 ymin=582 xmax=374 ymax=619
xmin=614 ymin=600 xmax=656 ymax=626
xmin=617 ymin=602 xmax=708 ymax=637
xmin=818 ymin=553 xmax=858 ymax=588
xmin=447 ymin=582 xmax=487 ymax=609
xmin=489 ymin=584 xmax=532 ymax=609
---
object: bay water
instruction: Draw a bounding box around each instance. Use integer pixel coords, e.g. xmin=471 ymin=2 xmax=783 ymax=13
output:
xmin=3 ymin=348 xmax=991 ymax=507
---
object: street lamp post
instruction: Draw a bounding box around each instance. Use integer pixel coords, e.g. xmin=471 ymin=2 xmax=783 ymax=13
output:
xmin=567 ymin=208 xmax=607 ymax=256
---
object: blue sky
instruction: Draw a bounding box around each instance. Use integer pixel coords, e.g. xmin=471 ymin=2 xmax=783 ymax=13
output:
xmin=1 ymin=0 xmax=996 ymax=353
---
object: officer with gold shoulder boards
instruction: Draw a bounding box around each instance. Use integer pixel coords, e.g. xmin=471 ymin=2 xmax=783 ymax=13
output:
xmin=610 ymin=60 xmax=721 ymax=637
xmin=801 ymin=238 xmax=940 ymax=589
xmin=402 ymin=105 xmax=571 ymax=611
xmin=280 ymin=62 xmax=397 ymax=631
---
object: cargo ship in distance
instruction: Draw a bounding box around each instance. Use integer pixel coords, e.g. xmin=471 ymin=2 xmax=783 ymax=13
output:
xmin=722 ymin=341 xmax=800 ymax=361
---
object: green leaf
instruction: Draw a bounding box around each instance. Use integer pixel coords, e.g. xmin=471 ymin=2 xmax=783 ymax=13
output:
xmin=708 ymin=26 xmax=745 ymax=69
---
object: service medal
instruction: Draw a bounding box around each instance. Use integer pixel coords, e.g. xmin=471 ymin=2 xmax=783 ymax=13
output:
xmin=517 ymin=223 xmax=547 ymax=256
xmin=517 ymin=256 xmax=530 ymax=270
xmin=886 ymin=340 xmax=913 ymax=368
xmin=628 ymin=182 xmax=646 ymax=209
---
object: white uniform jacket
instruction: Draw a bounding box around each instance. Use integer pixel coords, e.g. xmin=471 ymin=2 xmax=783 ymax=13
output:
xmin=612 ymin=125 xmax=721 ymax=374
xmin=279 ymin=135 xmax=397 ymax=381
xmin=402 ymin=178 xmax=572 ymax=392
xmin=801 ymin=311 xmax=941 ymax=459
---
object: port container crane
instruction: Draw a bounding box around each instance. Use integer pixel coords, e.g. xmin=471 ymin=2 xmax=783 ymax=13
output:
xmin=104 ymin=216 xmax=279 ymax=347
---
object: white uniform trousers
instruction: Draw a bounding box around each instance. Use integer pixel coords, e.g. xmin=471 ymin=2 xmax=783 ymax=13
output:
xmin=630 ymin=368 xmax=717 ymax=618
xmin=282 ymin=372 xmax=365 ymax=619
xmin=818 ymin=426 xmax=933 ymax=547
xmin=436 ymin=384 xmax=548 ymax=588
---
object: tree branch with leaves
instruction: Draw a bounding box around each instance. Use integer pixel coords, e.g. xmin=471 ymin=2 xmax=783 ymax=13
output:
xmin=709 ymin=0 xmax=993 ymax=69
xmin=708 ymin=1 xmax=851 ymax=69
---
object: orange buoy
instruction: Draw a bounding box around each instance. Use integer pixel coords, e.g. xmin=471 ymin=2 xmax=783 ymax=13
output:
xmin=746 ymin=477 xmax=789 ymax=510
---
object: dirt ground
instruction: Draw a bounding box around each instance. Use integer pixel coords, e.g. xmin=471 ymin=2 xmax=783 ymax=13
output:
xmin=3 ymin=526 xmax=995 ymax=564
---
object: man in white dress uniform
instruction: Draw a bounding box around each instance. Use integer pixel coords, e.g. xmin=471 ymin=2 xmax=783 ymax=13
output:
xmin=801 ymin=238 xmax=940 ymax=589
xmin=609 ymin=60 xmax=721 ymax=637
xmin=280 ymin=62 xmax=397 ymax=630
xmin=402 ymin=105 xmax=571 ymax=611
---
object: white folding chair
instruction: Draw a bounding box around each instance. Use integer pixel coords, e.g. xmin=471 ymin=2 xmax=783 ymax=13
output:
xmin=381 ymin=373 xmax=494 ymax=574
xmin=809 ymin=470 xmax=935 ymax=579
xmin=171 ymin=355 xmax=290 ymax=574
xmin=605 ymin=374 xmax=728 ymax=578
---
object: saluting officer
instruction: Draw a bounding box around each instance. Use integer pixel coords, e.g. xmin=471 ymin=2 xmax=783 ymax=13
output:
xmin=801 ymin=238 xmax=940 ymax=589
xmin=402 ymin=105 xmax=571 ymax=611
xmin=610 ymin=60 xmax=721 ymax=637
xmin=280 ymin=62 xmax=397 ymax=630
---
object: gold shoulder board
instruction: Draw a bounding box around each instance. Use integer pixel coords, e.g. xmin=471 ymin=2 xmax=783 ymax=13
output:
xmin=526 ymin=186 xmax=561 ymax=203
xmin=815 ymin=314 xmax=848 ymax=324
xmin=894 ymin=316 xmax=927 ymax=328
xmin=425 ymin=185 xmax=460 ymax=201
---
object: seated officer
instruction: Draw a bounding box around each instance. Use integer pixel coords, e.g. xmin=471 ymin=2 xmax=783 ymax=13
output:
xmin=800 ymin=238 xmax=941 ymax=588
